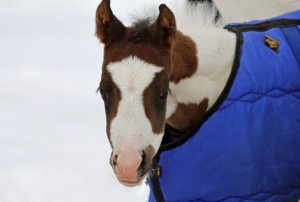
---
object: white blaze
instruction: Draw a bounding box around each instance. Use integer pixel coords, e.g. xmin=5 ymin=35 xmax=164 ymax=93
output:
xmin=107 ymin=56 xmax=164 ymax=154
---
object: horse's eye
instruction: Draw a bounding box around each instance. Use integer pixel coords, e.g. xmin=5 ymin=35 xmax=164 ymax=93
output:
xmin=159 ymin=92 xmax=168 ymax=100
xmin=100 ymin=90 xmax=109 ymax=100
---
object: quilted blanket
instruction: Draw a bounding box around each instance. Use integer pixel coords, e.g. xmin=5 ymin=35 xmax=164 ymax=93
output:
xmin=148 ymin=10 xmax=300 ymax=202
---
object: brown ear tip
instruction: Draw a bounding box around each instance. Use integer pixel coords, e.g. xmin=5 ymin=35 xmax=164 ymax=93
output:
xmin=99 ymin=0 xmax=111 ymax=7
xmin=97 ymin=0 xmax=112 ymax=18
xmin=159 ymin=4 xmax=167 ymax=11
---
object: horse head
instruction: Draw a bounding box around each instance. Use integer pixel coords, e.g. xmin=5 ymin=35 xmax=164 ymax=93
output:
xmin=95 ymin=0 xmax=176 ymax=186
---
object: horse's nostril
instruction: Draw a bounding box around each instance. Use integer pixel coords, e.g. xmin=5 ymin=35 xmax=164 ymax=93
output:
xmin=112 ymin=154 xmax=118 ymax=166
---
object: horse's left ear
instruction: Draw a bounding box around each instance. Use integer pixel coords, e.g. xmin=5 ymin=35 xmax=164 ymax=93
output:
xmin=154 ymin=4 xmax=177 ymax=48
xmin=95 ymin=0 xmax=125 ymax=45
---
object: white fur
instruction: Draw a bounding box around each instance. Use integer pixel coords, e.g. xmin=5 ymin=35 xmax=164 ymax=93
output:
xmin=107 ymin=56 xmax=164 ymax=154
xmin=166 ymin=1 xmax=236 ymax=119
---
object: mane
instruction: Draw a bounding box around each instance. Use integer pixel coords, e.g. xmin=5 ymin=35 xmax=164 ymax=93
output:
xmin=174 ymin=1 xmax=225 ymax=28
xmin=131 ymin=16 xmax=154 ymax=38
xmin=130 ymin=0 xmax=225 ymax=34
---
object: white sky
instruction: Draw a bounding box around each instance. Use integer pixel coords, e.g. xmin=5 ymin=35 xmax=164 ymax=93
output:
xmin=0 ymin=0 xmax=151 ymax=201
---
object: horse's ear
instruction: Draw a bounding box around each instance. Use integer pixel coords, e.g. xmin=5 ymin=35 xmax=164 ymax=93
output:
xmin=95 ymin=0 xmax=125 ymax=44
xmin=154 ymin=4 xmax=176 ymax=48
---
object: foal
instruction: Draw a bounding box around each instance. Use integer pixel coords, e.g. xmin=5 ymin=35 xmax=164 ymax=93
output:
xmin=95 ymin=0 xmax=300 ymax=201
xmin=95 ymin=0 xmax=235 ymax=186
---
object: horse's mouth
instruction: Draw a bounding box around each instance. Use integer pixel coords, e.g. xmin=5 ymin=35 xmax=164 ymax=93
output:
xmin=116 ymin=165 xmax=150 ymax=187
xmin=118 ymin=175 xmax=145 ymax=187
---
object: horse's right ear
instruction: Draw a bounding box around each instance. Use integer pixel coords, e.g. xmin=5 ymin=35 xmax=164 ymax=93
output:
xmin=95 ymin=0 xmax=125 ymax=44
xmin=153 ymin=4 xmax=176 ymax=48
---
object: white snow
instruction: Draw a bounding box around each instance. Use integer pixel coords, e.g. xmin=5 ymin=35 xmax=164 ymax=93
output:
xmin=0 ymin=0 xmax=299 ymax=201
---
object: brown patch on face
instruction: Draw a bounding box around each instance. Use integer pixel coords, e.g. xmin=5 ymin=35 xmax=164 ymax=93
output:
xmin=143 ymin=69 xmax=169 ymax=135
xmin=170 ymin=31 xmax=198 ymax=84
xmin=145 ymin=144 xmax=155 ymax=158
xmin=99 ymin=68 xmax=121 ymax=147
xmin=167 ymin=99 xmax=209 ymax=133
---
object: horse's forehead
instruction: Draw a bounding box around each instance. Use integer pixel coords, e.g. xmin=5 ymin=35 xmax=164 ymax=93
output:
xmin=106 ymin=56 xmax=163 ymax=95
xmin=103 ymin=29 xmax=172 ymax=72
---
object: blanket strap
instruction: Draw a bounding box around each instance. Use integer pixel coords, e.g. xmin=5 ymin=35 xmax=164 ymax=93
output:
xmin=149 ymin=154 xmax=165 ymax=202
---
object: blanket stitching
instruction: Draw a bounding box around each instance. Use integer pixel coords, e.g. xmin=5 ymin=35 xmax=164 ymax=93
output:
xmin=220 ymin=88 xmax=300 ymax=110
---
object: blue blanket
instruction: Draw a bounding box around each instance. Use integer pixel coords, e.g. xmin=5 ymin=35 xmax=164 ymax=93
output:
xmin=148 ymin=10 xmax=300 ymax=202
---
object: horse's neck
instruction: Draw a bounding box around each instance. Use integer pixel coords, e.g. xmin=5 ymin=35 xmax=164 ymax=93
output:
xmin=166 ymin=27 xmax=236 ymax=133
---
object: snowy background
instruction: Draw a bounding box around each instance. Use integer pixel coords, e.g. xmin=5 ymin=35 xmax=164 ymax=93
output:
xmin=0 ymin=0 xmax=299 ymax=201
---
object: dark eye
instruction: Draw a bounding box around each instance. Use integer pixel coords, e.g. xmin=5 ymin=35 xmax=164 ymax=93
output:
xmin=100 ymin=89 xmax=109 ymax=100
xmin=159 ymin=91 xmax=168 ymax=100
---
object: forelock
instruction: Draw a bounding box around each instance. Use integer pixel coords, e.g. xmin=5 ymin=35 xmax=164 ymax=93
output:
xmin=129 ymin=7 xmax=157 ymax=40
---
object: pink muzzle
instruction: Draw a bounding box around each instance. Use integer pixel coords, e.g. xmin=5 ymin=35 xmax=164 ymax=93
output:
xmin=112 ymin=149 xmax=142 ymax=183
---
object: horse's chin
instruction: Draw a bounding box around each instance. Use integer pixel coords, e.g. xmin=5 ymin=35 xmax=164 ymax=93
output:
xmin=117 ymin=175 xmax=146 ymax=187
